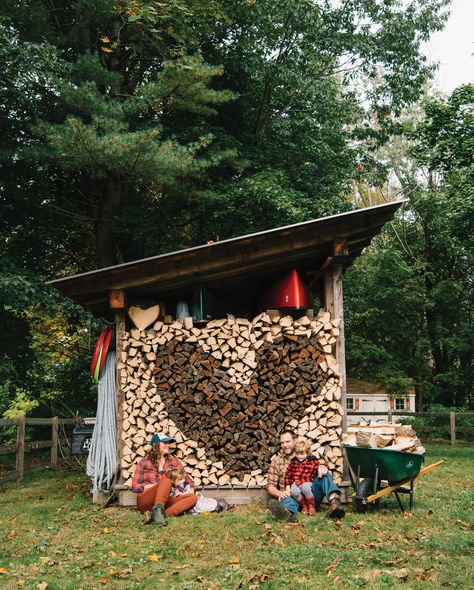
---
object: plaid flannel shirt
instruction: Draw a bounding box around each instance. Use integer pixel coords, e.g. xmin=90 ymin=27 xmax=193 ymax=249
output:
xmin=284 ymin=456 xmax=320 ymax=487
xmin=131 ymin=455 xmax=194 ymax=493
xmin=267 ymin=452 xmax=293 ymax=491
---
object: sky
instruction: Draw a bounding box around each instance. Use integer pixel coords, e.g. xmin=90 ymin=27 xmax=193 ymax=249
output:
xmin=423 ymin=0 xmax=474 ymax=94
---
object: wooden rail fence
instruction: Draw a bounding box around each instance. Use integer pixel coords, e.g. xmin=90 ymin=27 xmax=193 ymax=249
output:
xmin=347 ymin=410 xmax=474 ymax=445
xmin=0 ymin=417 xmax=75 ymax=483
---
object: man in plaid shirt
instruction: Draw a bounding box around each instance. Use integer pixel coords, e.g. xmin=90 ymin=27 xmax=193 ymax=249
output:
xmin=267 ymin=429 xmax=345 ymax=521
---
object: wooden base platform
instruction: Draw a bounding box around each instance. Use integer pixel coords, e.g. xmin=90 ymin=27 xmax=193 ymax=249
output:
xmin=114 ymin=482 xmax=350 ymax=508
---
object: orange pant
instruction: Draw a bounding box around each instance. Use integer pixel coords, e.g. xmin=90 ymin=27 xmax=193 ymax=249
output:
xmin=136 ymin=476 xmax=197 ymax=516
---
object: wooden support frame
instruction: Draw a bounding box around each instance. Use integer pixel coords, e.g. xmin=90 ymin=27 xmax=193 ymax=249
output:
xmin=324 ymin=263 xmax=347 ymax=433
xmin=324 ymin=262 xmax=348 ymax=480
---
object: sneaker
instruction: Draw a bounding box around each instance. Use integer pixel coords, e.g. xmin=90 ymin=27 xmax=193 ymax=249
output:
xmin=327 ymin=496 xmax=345 ymax=519
xmin=268 ymin=499 xmax=298 ymax=523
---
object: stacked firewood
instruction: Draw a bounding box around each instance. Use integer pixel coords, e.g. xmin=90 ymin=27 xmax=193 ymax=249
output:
xmin=118 ymin=309 xmax=344 ymax=488
xmin=343 ymin=423 xmax=425 ymax=453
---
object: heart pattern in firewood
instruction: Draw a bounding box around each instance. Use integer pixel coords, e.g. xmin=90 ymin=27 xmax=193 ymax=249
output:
xmin=153 ymin=335 xmax=329 ymax=477
xmin=119 ymin=311 xmax=344 ymax=486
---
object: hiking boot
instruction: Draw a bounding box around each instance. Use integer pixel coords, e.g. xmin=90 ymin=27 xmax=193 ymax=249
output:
xmin=268 ymin=498 xmax=298 ymax=523
xmin=299 ymin=498 xmax=308 ymax=515
xmin=306 ymin=497 xmax=317 ymax=515
xmin=143 ymin=510 xmax=153 ymax=525
xmin=151 ymin=503 xmax=168 ymax=527
xmin=327 ymin=495 xmax=345 ymax=519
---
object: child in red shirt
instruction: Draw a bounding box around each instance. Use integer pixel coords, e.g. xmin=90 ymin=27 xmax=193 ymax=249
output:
xmin=284 ymin=439 xmax=320 ymax=514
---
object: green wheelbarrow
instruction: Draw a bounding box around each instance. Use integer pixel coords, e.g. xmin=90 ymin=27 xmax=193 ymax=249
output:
xmin=344 ymin=444 xmax=444 ymax=513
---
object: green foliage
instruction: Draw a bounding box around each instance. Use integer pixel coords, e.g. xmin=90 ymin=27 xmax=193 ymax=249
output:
xmin=3 ymin=388 xmax=39 ymax=418
xmin=0 ymin=0 xmax=457 ymax=415
xmin=345 ymin=85 xmax=474 ymax=408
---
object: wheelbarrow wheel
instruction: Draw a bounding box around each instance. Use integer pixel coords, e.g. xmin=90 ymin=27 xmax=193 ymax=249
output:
xmin=354 ymin=478 xmax=380 ymax=514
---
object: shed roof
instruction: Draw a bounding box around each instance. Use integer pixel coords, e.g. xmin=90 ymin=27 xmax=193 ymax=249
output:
xmin=49 ymin=200 xmax=405 ymax=314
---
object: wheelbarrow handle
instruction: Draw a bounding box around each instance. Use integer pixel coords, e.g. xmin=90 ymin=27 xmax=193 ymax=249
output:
xmin=365 ymin=460 xmax=444 ymax=504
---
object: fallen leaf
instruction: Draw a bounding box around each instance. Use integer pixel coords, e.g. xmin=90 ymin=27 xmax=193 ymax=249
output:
xmin=100 ymin=36 xmax=110 ymax=43
xmin=108 ymin=551 xmax=117 ymax=557
xmin=394 ymin=568 xmax=409 ymax=580
xmin=229 ymin=555 xmax=241 ymax=564
xmin=147 ymin=554 xmax=160 ymax=562
xmin=37 ymin=583 xmax=48 ymax=590
xmin=17 ymin=579 xmax=26 ymax=586
xmin=102 ymin=528 xmax=110 ymax=534
xmin=270 ymin=533 xmax=286 ymax=547
xmin=0 ymin=568 xmax=8 ymax=575
xmin=325 ymin=557 xmax=342 ymax=574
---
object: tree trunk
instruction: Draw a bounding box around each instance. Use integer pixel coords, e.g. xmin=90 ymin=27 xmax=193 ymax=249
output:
xmin=94 ymin=176 xmax=122 ymax=268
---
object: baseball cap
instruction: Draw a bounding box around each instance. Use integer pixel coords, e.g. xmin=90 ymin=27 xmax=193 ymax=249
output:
xmin=150 ymin=432 xmax=176 ymax=445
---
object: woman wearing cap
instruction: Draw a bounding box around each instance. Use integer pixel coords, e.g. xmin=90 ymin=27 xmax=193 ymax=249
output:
xmin=131 ymin=432 xmax=197 ymax=525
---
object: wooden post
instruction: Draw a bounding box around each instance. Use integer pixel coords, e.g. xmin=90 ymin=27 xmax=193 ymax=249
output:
xmin=16 ymin=415 xmax=25 ymax=484
xmin=325 ymin=263 xmax=347 ymax=434
xmin=325 ymin=263 xmax=348 ymax=483
xmin=51 ymin=416 xmax=58 ymax=468
xmin=450 ymin=411 xmax=456 ymax=446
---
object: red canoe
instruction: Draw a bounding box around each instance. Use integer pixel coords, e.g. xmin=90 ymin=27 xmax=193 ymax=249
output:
xmin=263 ymin=269 xmax=312 ymax=310
xmin=90 ymin=327 xmax=113 ymax=381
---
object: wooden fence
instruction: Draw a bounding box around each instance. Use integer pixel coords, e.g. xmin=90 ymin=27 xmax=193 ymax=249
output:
xmin=347 ymin=410 xmax=474 ymax=445
xmin=0 ymin=417 xmax=75 ymax=483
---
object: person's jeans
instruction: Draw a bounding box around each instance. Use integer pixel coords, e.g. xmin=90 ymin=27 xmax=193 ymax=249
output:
xmin=279 ymin=473 xmax=341 ymax=513
xmin=290 ymin=482 xmax=313 ymax=501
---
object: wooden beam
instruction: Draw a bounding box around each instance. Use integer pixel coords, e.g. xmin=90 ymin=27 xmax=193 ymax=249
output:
xmin=325 ymin=263 xmax=348 ymax=481
xmin=109 ymin=289 xmax=127 ymax=310
xmin=333 ymin=238 xmax=349 ymax=257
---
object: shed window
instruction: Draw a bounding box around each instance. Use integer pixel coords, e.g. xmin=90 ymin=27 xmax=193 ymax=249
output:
xmin=395 ymin=398 xmax=405 ymax=410
xmin=346 ymin=397 xmax=355 ymax=410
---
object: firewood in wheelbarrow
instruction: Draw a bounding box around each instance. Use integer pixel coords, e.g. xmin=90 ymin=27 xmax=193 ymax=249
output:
xmin=374 ymin=433 xmax=393 ymax=448
xmin=355 ymin=431 xmax=378 ymax=448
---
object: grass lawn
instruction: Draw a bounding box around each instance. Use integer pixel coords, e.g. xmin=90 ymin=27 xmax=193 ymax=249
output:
xmin=1 ymin=444 xmax=473 ymax=590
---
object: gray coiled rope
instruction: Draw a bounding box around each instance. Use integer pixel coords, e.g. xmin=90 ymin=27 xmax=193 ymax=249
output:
xmin=86 ymin=352 xmax=117 ymax=493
